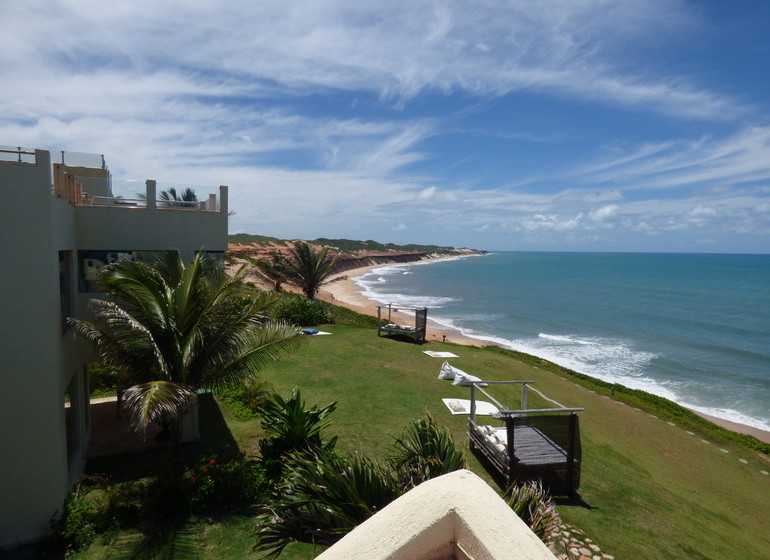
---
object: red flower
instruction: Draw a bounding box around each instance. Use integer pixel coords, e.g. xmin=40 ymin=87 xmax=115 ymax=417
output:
xmin=209 ymin=459 xmax=216 ymax=465
xmin=202 ymin=468 xmax=210 ymax=474
xmin=191 ymin=477 xmax=198 ymax=483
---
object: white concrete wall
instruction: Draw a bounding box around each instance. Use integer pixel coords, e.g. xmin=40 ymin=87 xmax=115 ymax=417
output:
xmin=0 ymin=150 xmax=229 ymax=549
xmin=0 ymin=150 xmax=73 ymax=547
xmin=316 ymin=470 xmax=557 ymax=560
xmin=74 ymin=195 xmax=228 ymax=259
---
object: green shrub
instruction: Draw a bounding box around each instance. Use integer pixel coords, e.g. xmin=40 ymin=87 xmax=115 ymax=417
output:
xmin=186 ymin=454 xmax=269 ymax=512
xmin=43 ymin=488 xmax=101 ymax=556
xmin=216 ymin=379 xmax=273 ymax=420
xmin=273 ymin=294 xmax=332 ymax=326
xmin=88 ymin=362 xmax=122 ymax=397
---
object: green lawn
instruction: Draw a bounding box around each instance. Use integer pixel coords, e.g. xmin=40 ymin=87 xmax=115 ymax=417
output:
xmin=72 ymin=323 xmax=770 ymax=560
xmin=247 ymin=325 xmax=770 ymax=560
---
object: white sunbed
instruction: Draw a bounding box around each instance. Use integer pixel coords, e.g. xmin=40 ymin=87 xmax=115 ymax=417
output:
xmin=441 ymin=398 xmax=499 ymax=416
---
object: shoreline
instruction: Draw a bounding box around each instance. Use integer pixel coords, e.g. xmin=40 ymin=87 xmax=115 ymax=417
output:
xmin=319 ymin=258 xmax=770 ymax=446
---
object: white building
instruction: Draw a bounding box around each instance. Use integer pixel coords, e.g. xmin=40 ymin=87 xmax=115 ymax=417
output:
xmin=0 ymin=147 xmax=228 ymax=548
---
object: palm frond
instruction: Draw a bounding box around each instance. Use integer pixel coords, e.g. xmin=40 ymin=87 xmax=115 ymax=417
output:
xmin=71 ymin=251 xmax=302 ymax=435
xmin=201 ymin=322 xmax=303 ymax=389
xmin=254 ymin=450 xmax=400 ymax=557
xmin=282 ymin=241 xmax=341 ymax=299
xmin=121 ymin=381 xmax=197 ymax=433
xmin=388 ymin=414 xmax=467 ymax=487
xmin=69 ymin=300 xmax=168 ymax=381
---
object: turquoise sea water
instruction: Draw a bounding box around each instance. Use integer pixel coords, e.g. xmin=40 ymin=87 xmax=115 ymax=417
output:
xmin=354 ymin=252 xmax=770 ymax=431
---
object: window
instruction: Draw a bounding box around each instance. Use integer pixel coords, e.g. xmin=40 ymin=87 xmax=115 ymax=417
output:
xmin=78 ymin=250 xmax=174 ymax=292
xmin=59 ymin=251 xmax=73 ymax=332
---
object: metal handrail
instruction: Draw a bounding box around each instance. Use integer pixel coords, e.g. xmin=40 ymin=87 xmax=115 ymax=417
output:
xmin=0 ymin=147 xmax=35 ymax=163
xmin=469 ymin=380 xmax=584 ymax=421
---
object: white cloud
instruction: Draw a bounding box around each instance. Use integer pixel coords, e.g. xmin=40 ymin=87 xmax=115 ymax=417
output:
xmin=1 ymin=0 xmax=768 ymax=251
xmin=686 ymin=206 xmax=717 ymax=225
xmin=589 ymin=204 xmax=621 ymax=222
xmin=418 ymin=186 xmax=437 ymax=200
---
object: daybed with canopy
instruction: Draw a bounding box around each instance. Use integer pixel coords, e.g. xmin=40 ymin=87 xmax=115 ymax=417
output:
xmin=376 ymin=304 xmax=428 ymax=343
xmin=467 ymin=380 xmax=584 ymax=494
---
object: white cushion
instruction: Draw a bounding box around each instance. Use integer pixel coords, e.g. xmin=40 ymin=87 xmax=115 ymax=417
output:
xmin=438 ymin=361 xmax=464 ymax=380
xmin=451 ymin=370 xmax=487 ymax=387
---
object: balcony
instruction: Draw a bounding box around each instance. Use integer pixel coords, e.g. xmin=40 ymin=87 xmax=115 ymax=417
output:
xmin=1 ymin=145 xmax=225 ymax=213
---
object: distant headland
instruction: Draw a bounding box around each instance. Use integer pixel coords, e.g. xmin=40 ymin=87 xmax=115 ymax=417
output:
xmin=227 ymin=234 xmax=487 ymax=274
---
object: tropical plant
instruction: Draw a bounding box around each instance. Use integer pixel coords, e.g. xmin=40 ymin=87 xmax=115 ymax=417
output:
xmin=158 ymin=186 xmax=198 ymax=208
xmin=282 ymin=241 xmax=343 ymax=299
xmin=505 ymin=480 xmax=561 ymax=543
xmin=69 ymin=251 xmax=303 ymax=439
xmin=258 ymin=388 xmax=338 ymax=473
xmin=137 ymin=186 xmax=199 ymax=208
xmin=216 ymin=378 xmax=274 ymax=421
xmin=254 ymin=450 xmax=402 ymax=558
xmin=247 ymin=252 xmax=288 ymax=292
xmin=254 ymin=413 xmax=467 ymax=557
xmin=186 ymin=454 xmax=269 ymax=512
xmin=273 ymin=293 xmax=332 ymax=326
xmin=388 ymin=414 xmax=467 ymax=488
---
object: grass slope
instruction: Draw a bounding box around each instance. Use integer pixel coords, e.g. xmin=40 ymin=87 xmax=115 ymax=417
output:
xmin=250 ymin=325 xmax=770 ymax=560
xmin=71 ymin=323 xmax=769 ymax=560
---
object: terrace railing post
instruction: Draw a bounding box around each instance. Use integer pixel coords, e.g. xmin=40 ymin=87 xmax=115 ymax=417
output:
xmin=506 ymin=416 xmax=517 ymax=488
xmin=522 ymin=383 xmax=528 ymax=412
xmin=219 ymin=185 xmax=228 ymax=215
xmin=470 ymin=384 xmax=477 ymax=420
xmin=566 ymin=412 xmax=577 ymax=492
xmin=146 ymin=180 xmax=156 ymax=210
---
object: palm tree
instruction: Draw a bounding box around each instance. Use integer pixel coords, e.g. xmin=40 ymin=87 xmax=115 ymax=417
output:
xmin=247 ymin=251 xmax=288 ymax=292
xmin=282 ymin=241 xmax=342 ymax=300
xmin=137 ymin=187 xmax=198 ymax=208
xmin=69 ymin=251 xmax=302 ymax=438
xmin=158 ymin=187 xmax=198 ymax=208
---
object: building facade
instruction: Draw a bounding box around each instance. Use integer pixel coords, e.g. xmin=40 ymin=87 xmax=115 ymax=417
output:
xmin=0 ymin=147 xmax=228 ymax=548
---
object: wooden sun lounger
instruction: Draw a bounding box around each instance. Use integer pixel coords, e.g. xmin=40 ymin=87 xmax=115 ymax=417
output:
xmin=376 ymin=304 xmax=428 ymax=343
xmin=467 ymin=381 xmax=583 ymax=494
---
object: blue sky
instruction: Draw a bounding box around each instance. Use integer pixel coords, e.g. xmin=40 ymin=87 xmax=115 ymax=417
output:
xmin=2 ymin=1 xmax=770 ymax=253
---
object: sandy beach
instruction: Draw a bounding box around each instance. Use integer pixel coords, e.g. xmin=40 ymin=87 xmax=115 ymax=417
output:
xmin=319 ymin=260 xmax=483 ymax=348
xmin=319 ymin=260 xmax=770 ymax=446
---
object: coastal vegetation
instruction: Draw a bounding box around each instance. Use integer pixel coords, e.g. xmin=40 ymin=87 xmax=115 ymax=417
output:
xmin=69 ymin=251 xmax=302 ymax=438
xmin=55 ymin=251 xmax=769 ymax=559
xmin=228 ymin=234 xmax=475 ymax=254
xmin=58 ymin=313 xmax=770 ymax=560
xmin=280 ymin=241 xmax=341 ymax=300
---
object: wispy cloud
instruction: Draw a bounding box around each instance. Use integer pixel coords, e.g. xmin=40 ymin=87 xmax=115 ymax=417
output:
xmin=571 ymin=126 xmax=770 ymax=192
xmin=1 ymin=0 xmax=768 ymax=251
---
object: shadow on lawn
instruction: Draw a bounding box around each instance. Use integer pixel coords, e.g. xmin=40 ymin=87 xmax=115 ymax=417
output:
xmin=85 ymin=393 xmax=239 ymax=481
xmin=554 ymin=493 xmax=597 ymax=510
xmin=67 ymin=394 xmax=248 ymax=560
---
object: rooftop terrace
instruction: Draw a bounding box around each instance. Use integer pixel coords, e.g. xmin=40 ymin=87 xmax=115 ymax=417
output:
xmin=1 ymin=145 xmax=225 ymax=213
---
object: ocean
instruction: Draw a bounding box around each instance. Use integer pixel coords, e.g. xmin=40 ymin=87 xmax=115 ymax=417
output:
xmin=353 ymin=252 xmax=770 ymax=432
